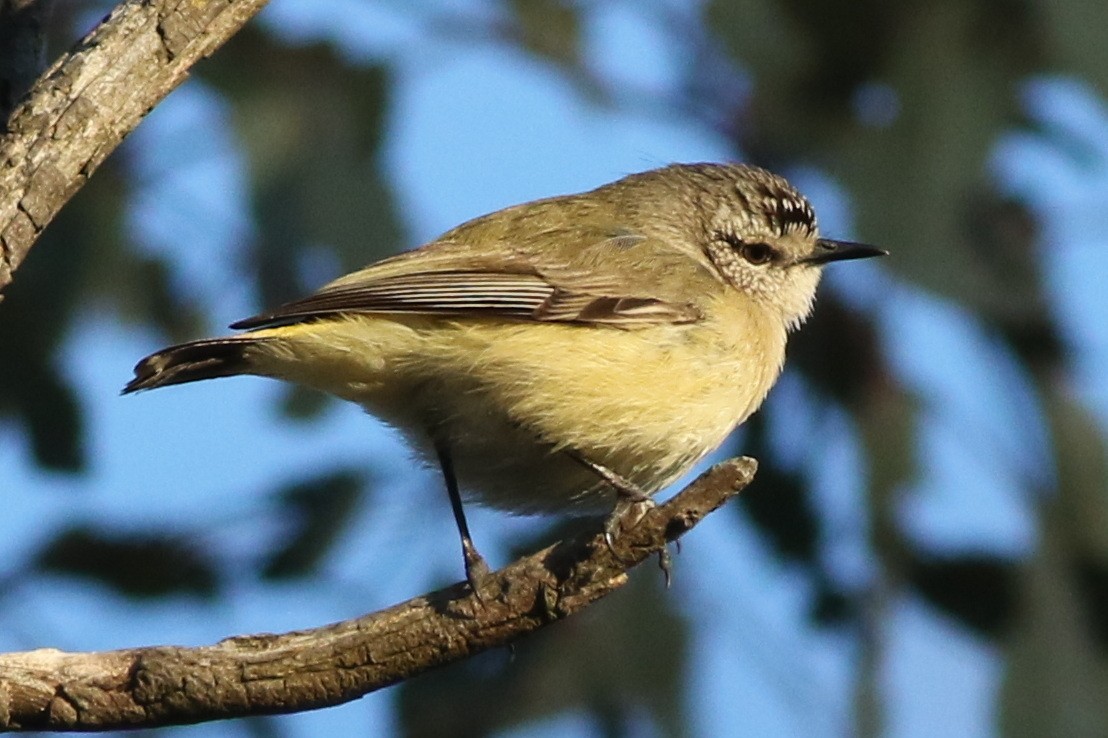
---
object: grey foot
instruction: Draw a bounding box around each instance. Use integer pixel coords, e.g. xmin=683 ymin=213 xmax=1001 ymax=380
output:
xmin=603 ymin=494 xmax=655 ymax=551
xmin=603 ymin=495 xmax=677 ymax=587
xmin=463 ymin=538 xmax=492 ymax=598
xmin=568 ymin=450 xmax=673 ymax=583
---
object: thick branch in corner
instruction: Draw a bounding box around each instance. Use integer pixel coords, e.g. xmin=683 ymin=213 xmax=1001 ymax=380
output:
xmin=0 ymin=457 xmax=756 ymax=732
xmin=0 ymin=0 xmax=270 ymax=298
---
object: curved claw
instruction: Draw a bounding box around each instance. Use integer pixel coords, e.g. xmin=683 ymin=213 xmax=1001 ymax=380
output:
xmin=603 ymin=496 xmax=655 ymax=554
xmin=657 ymin=545 xmax=673 ymax=588
xmin=602 ymin=496 xmax=678 ymax=586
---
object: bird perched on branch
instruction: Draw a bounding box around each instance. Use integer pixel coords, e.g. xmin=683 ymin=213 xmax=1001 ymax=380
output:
xmin=125 ymin=162 xmax=885 ymax=590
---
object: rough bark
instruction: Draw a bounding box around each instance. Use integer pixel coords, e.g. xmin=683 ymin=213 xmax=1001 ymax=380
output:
xmin=0 ymin=457 xmax=756 ymax=732
xmin=0 ymin=0 xmax=270 ymax=299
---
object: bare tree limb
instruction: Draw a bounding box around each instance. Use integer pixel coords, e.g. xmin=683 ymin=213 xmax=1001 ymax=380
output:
xmin=0 ymin=457 xmax=756 ymax=732
xmin=0 ymin=0 xmax=270 ymax=299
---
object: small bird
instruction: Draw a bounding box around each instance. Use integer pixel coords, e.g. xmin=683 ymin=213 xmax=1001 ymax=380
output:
xmin=124 ymin=163 xmax=884 ymax=589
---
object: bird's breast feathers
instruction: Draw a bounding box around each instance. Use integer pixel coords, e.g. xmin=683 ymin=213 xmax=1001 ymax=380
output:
xmin=247 ymin=289 xmax=785 ymax=510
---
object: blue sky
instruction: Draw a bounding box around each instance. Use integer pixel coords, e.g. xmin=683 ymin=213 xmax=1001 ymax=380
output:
xmin=3 ymin=1 xmax=1107 ymax=736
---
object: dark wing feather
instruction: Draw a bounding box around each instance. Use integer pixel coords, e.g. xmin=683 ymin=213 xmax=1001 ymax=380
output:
xmin=231 ymin=268 xmax=700 ymax=330
xmin=232 ymin=271 xmax=552 ymax=329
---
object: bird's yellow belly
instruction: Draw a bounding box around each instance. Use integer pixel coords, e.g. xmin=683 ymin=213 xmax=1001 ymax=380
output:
xmin=252 ymin=295 xmax=785 ymax=514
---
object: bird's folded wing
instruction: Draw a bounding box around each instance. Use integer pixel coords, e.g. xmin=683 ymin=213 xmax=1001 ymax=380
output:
xmin=230 ymin=268 xmax=701 ymax=330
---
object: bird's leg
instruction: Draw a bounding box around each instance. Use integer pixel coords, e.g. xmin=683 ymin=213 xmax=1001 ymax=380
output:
xmin=569 ymin=451 xmax=648 ymax=503
xmin=567 ymin=450 xmax=661 ymax=549
xmin=434 ymin=441 xmax=490 ymax=595
xmin=569 ymin=451 xmax=673 ymax=585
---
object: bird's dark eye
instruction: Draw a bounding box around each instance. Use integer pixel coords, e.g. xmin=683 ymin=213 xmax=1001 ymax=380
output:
xmin=740 ymin=242 xmax=775 ymax=265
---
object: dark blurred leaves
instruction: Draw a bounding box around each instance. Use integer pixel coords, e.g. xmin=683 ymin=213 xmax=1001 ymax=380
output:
xmin=789 ymin=292 xmax=885 ymax=408
xmin=737 ymin=413 xmax=820 ymax=567
xmin=201 ymin=29 xmax=404 ymax=311
xmin=2 ymin=1 xmax=1105 ymax=733
xmin=509 ymin=0 xmax=580 ymax=68
xmin=117 ymin=255 xmax=209 ymax=344
xmin=707 ymin=0 xmax=895 ymax=130
xmin=738 ymin=309 xmax=910 ymax=630
xmin=0 ymin=250 xmax=85 ymax=470
xmin=962 ymin=190 xmax=1064 ymax=372
xmin=1000 ymin=496 xmax=1108 ymax=737
xmin=35 ymin=525 xmax=220 ymax=599
xmin=812 ymin=584 xmax=855 ymax=626
xmin=0 ymin=140 xmax=209 ymax=471
xmin=261 ymin=469 xmax=366 ymax=580
xmin=907 ymin=553 xmax=1019 ymax=637
xmin=196 ymin=29 xmax=406 ymax=419
xmin=0 ymin=160 xmax=125 ymax=471
xmin=735 ymin=413 xmax=863 ymax=627
xmin=1074 ymin=557 xmax=1108 ymax=651
xmin=9 ymin=366 xmax=83 ymax=470
xmin=707 ymin=0 xmax=1043 ymax=314
xmin=1038 ymin=2 xmax=1108 ymax=93
xmin=707 ymin=3 xmax=1073 ymax=651
xmin=1046 ymin=389 xmax=1108 ymax=651
xmin=1048 ymin=393 xmax=1108 ymax=561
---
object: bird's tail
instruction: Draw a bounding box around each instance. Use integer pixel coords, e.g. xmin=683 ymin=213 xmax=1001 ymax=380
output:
xmin=122 ymin=336 xmax=264 ymax=394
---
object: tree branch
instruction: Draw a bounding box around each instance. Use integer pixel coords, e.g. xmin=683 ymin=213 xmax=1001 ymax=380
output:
xmin=0 ymin=457 xmax=756 ymax=732
xmin=0 ymin=0 xmax=270 ymax=299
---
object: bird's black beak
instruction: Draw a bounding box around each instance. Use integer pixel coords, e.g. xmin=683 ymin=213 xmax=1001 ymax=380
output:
xmin=803 ymin=239 xmax=888 ymax=265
